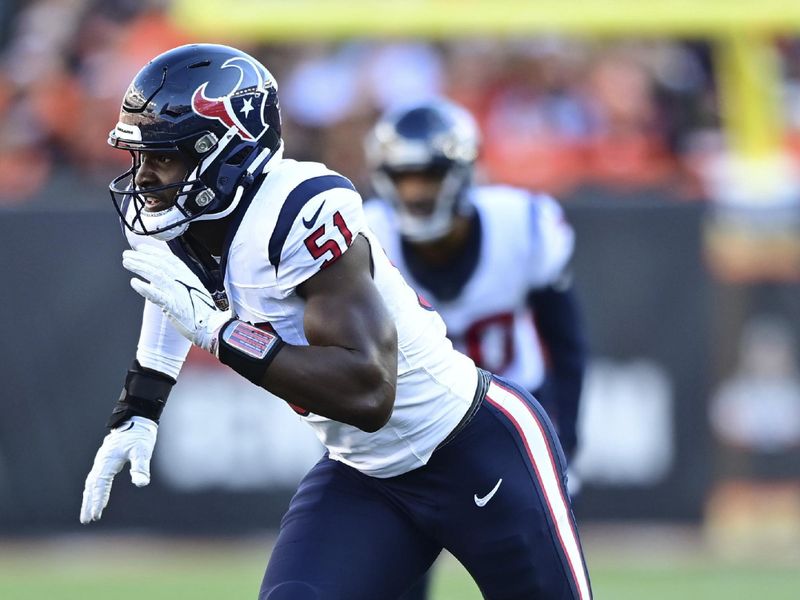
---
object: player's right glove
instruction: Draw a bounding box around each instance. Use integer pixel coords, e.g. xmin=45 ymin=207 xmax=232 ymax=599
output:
xmin=80 ymin=416 xmax=157 ymax=523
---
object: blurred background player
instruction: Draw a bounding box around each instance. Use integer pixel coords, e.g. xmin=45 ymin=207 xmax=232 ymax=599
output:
xmin=364 ymin=99 xmax=587 ymax=461
xmin=364 ymin=99 xmax=588 ymax=600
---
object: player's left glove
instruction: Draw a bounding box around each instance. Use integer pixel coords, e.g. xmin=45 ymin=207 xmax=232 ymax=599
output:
xmin=123 ymin=245 xmax=231 ymax=352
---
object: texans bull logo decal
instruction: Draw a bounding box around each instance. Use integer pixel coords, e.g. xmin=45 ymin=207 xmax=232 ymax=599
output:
xmin=191 ymin=56 xmax=272 ymax=141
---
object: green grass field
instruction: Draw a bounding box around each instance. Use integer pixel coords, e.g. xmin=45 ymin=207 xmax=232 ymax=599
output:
xmin=0 ymin=527 xmax=797 ymax=599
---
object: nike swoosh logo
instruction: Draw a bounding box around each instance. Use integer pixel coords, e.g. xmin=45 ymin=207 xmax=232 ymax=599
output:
xmin=474 ymin=478 xmax=503 ymax=507
xmin=176 ymin=281 xmax=215 ymax=310
xmin=302 ymin=200 xmax=326 ymax=229
xmin=176 ymin=280 xmax=216 ymax=324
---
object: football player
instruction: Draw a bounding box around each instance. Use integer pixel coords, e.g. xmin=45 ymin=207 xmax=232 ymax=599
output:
xmin=365 ymin=99 xmax=588 ymax=600
xmin=80 ymin=44 xmax=592 ymax=600
xmin=365 ymin=99 xmax=587 ymax=464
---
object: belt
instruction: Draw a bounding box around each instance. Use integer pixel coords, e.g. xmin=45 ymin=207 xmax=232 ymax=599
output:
xmin=436 ymin=368 xmax=492 ymax=450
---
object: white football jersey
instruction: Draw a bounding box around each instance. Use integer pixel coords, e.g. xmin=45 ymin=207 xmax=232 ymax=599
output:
xmin=130 ymin=158 xmax=478 ymax=478
xmin=364 ymin=185 xmax=574 ymax=392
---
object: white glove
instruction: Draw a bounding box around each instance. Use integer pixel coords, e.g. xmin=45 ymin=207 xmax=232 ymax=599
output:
xmin=80 ymin=416 xmax=157 ymax=524
xmin=122 ymin=245 xmax=231 ymax=352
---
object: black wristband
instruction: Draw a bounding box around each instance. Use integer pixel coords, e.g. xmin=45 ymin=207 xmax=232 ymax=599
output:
xmin=217 ymin=319 xmax=285 ymax=385
xmin=106 ymin=360 xmax=177 ymax=428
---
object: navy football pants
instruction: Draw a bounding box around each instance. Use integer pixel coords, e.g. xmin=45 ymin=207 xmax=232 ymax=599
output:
xmin=260 ymin=376 xmax=592 ymax=600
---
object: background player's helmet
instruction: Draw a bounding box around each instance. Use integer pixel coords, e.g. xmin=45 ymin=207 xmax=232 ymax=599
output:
xmin=366 ymin=99 xmax=479 ymax=242
xmin=108 ymin=44 xmax=282 ymax=241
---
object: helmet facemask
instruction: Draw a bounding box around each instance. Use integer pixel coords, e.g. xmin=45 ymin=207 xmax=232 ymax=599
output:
xmin=111 ymin=128 xmax=231 ymax=240
xmin=372 ymin=163 xmax=473 ymax=243
xmin=367 ymin=100 xmax=479 ymax=243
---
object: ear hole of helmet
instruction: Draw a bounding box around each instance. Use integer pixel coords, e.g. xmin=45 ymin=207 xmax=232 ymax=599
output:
xmin=225 ymin=147 xmax=251 ymax=167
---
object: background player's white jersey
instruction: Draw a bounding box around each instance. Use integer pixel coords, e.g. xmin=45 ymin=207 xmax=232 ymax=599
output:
xmin=130 ymin=159 xmax=477 ymax=478
xmin=364 ymin=185 xmax=574 ymax=392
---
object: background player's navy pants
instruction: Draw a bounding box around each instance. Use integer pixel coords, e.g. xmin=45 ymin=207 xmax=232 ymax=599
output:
xmin=260 ymin=375 xmax=592 ymax=600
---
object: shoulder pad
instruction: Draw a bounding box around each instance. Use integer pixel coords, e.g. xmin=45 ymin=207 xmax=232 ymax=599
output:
xmin=268 ymin=171 xmax=366 ymax=295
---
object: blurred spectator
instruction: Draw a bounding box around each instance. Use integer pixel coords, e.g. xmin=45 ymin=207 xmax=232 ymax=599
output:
xmin=780 ymin=38 xmax=800 ymax=159
xmin=0 ymin=0 xmax=188 ymax=204
xmin=583 ymin=44 xmax=676 ymax=189
xmin=67 ymin=1 xmax=190 ymax=170
xmin=710 ymin=315 xmax=800 ymax=456
xmin=0 ymin=0 xmax=87 ymax=202
xmin=3 ymin=3 xmax=799 ymax=206
xmin=473 ymin=38 xmax=595 ymax=194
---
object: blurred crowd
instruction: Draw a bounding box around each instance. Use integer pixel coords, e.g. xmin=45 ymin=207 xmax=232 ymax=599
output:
xmin=3 ymin=0 xmax=800 ymax=206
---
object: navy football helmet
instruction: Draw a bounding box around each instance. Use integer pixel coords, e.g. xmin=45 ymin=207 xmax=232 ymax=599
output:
xmin=109 ymin=44 xmax=282 ymax=240
xmin=366 ymin=99 xmax=479 ymax=242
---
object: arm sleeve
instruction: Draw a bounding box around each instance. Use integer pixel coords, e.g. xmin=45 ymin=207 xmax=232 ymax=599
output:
xmin=136 ymin=299 xmax=191 ymax=380
xmin=528 ymin=281 xmax=587 ymax=461
xmin=125 ymin=225 xmax=191 ymax=379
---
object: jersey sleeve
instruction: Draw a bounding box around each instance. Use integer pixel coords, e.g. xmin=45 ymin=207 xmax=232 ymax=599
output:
xmin=269 ymin=175 xmax=367 ymax=296
xmin=527 ymin=194 xmax=575 ymax=289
